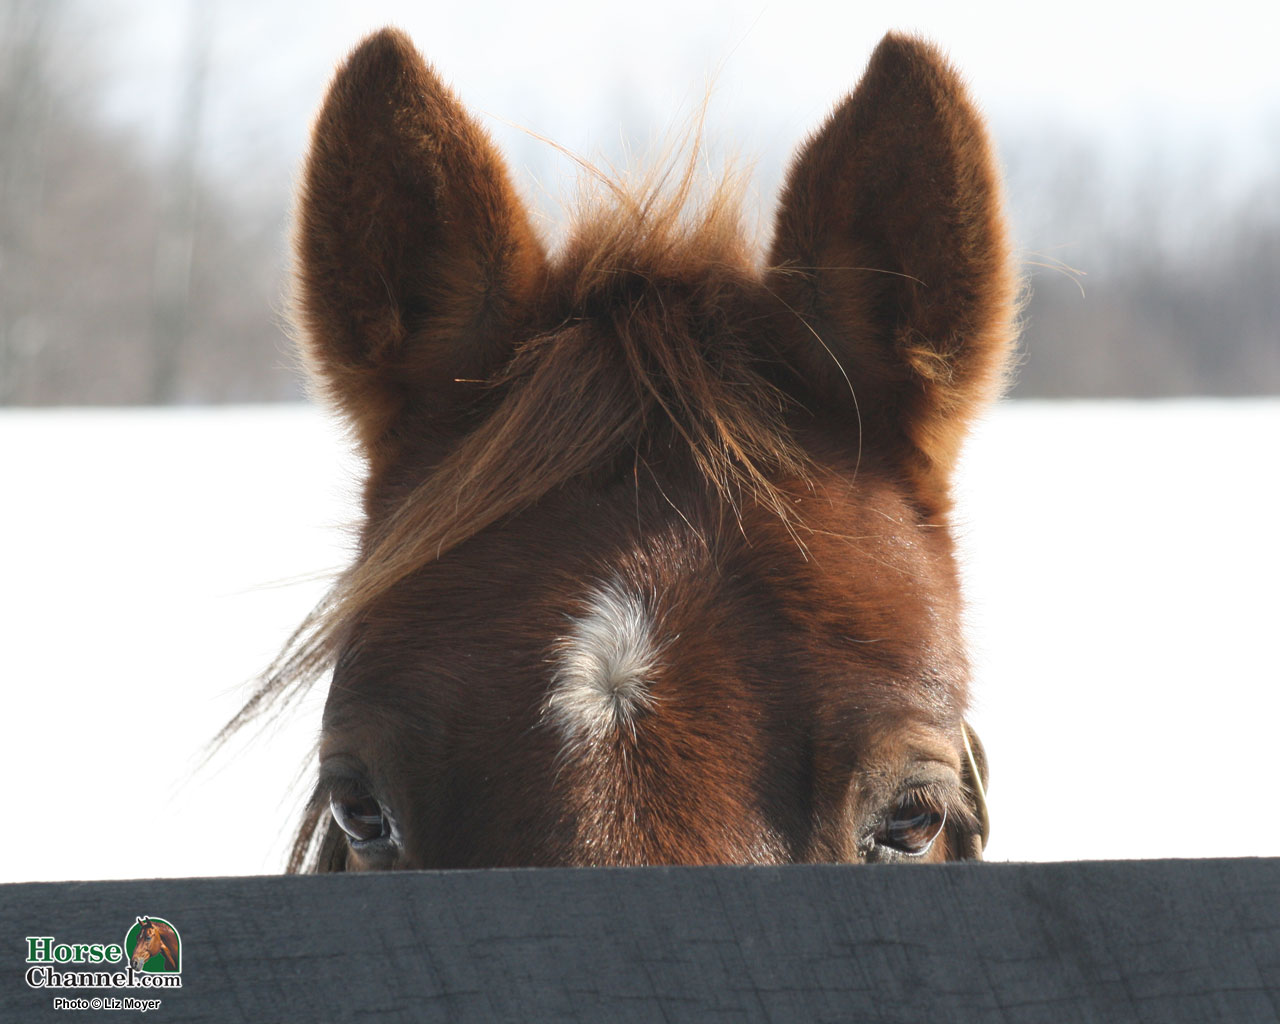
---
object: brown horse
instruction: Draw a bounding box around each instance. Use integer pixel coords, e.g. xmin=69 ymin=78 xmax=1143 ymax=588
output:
xmin=130 ymin=918 xmax=179 ymax=972
xmin=240 ymin=27 xmax=1014 ymax=870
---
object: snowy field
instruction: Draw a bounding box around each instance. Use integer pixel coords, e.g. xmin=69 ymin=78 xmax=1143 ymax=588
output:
xmin=2 ymin=400 xmax=1277 ymax=882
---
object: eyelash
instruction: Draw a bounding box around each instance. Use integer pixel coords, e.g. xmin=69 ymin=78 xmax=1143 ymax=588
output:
xmin=871 ymin=785 xmax=953 ymax=858
xmin=321 ymin=770 xmax=402 ymax=860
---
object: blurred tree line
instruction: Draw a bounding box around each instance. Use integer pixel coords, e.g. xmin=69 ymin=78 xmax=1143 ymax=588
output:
xmin=1003 ymin=127 xmax=1280 ymax=396
xmin=2 ymin=1 xmax=1277 ymax=405
xmin=0 ymin=0 xmax=299 ymax=404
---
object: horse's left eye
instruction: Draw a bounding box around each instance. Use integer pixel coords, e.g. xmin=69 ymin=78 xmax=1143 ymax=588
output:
xmin=876 ymin=794 xmax=947 ymax=857
xmin=329 ymin=791 xmax=390 ymax=845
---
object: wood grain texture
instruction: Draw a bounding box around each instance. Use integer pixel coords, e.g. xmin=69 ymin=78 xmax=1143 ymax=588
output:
xmin=3 ymin=860 xmax=1278 ymax=1023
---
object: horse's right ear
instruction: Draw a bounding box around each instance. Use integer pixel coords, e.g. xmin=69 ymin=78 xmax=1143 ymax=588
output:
xmin=296 ymin=29 xmax=546 ymax=462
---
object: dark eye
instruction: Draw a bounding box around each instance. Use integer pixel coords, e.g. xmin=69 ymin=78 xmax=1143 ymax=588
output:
xmin=329 ymin=790 xmax=391 ymax=845
xmin=876 ymin=794 xmax=947 ymax=857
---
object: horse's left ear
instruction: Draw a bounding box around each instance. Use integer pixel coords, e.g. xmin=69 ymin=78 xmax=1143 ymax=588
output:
xmin=766 ymin=34 xmax=1017 ymax=510
xmin=295 ymin=28 xmax=547 ymax=464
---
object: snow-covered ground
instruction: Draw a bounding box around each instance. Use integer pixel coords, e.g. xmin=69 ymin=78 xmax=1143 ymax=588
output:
xmin=2 ymin=401 xmax=1276 ymax=882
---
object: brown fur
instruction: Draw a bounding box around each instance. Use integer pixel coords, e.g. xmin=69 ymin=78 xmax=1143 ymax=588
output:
xmin=235 ymin=28 xmax=1016 ymax=871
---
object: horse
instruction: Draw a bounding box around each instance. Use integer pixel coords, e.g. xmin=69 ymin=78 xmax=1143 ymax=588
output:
xmin=237 ymin=27 xmax=1015 ymax=871
xmin=130 ymin=918 xmax=179 ymax=972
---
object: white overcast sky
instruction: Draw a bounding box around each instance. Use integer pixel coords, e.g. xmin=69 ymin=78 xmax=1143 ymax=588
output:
xmin=70 ymin=0 xmax=1280 ymax=211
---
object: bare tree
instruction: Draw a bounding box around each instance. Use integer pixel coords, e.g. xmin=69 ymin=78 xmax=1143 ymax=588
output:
xmin=0 ymin=0 xmax=62 ymax=403
xmin=148 ymin=0 xmax=212 ymax=404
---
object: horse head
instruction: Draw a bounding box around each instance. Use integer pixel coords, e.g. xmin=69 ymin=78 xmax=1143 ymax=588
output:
xmin=130 ymin=919 xmax=158 ymax=971
xmin=261 ymin=28 xmax=1014 ymax=870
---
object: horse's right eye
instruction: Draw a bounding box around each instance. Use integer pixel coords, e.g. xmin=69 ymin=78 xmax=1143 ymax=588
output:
xmin=329 ymin=791 xmax=389 ymax=844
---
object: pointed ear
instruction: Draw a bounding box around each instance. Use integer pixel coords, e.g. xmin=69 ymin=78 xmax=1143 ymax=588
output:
xmin=767 ymin=34 xmax=1016 ymax=508
xmin=295 ymin=29 xmax=546 ymax=459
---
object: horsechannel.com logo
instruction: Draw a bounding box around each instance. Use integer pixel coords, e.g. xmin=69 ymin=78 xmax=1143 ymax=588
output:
xmin=24 ymin=916 xmax=181 ymax=1013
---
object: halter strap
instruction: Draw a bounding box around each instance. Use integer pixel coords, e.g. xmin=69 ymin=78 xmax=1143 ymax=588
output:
xmin=961 ymin=722 xmax=990 ymax=852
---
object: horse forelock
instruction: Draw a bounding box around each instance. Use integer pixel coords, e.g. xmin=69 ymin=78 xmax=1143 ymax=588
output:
xmin=226 ymin=160 xmax=819 ymax=760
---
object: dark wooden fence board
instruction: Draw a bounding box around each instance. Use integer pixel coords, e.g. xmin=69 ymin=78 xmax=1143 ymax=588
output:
xmin=3 ymin=859 xmax=1278 ymax=1023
